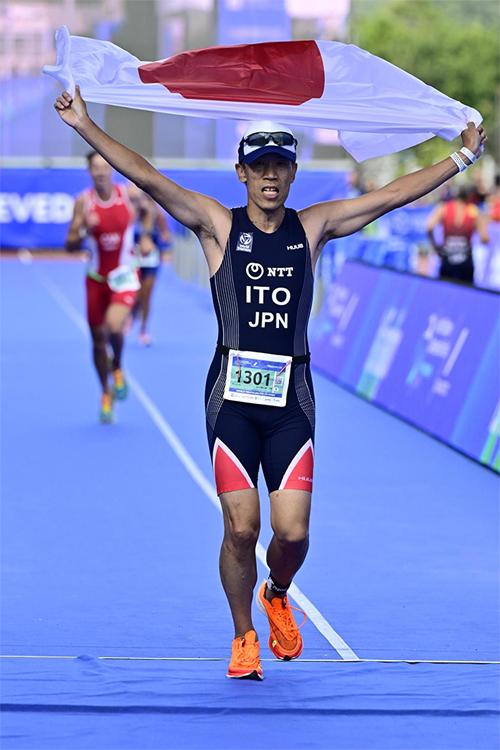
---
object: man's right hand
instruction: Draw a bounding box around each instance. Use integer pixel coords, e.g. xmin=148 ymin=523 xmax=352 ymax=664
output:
xmin=54 ymin=85 xmax=89 ymax=129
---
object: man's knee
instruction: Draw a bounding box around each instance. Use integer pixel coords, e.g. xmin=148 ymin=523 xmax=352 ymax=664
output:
xmin=272 ymin=523 xmax=309 ymax=547
xmin=91 ymin=327 xmax=106 ymax=350
xmin=224 ymin=520 xmax=260 ymax=550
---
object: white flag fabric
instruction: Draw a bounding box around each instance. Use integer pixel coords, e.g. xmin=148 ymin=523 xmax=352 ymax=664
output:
xmin=43 ymin=26 xmax=481 ymax=162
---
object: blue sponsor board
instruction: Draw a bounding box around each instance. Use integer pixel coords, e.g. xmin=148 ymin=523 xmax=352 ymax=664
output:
xmin=310 ymin=260 xmax=500 ymax=470
xmin=0 ymin=167 xmax=347 ymax=248
xmin=0 ymin=169 xmax=89 ymax=248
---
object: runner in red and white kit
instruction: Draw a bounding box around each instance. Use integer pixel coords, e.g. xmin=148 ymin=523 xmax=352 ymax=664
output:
xmin=66 ymin=151 xmax=152 ymax=422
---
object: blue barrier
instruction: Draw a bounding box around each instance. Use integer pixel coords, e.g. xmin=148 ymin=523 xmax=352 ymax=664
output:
xmin=310 ymin=260 xmax=499 ymax=471
xmin=0 ymin=167 xmax=348 ymax=248
xmin=1 ymin=168 xmax=498 ymax=289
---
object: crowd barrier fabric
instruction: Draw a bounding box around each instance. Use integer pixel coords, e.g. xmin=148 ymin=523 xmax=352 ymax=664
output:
xmin=310 ymin=260 xmax=499 ymax=470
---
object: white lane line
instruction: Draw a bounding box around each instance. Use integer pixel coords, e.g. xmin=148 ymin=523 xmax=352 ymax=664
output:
xmin=37 ymin=267 xmax=359 ymax=661
xmin=2 ymin=655 xmax=499 ymax=665
xmin=129 ymin=375 xmax=359 ymax=661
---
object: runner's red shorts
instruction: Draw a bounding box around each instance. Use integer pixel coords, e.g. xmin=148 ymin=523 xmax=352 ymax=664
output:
xmin=86 ymin=276 xmax=137 ymax=328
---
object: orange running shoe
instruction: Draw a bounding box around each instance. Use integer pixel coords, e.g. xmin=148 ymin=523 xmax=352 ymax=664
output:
xmin=226 ymin=630 xmax=263 ymax=681
xmin=256 ymin=581 xmax=305 ymax=660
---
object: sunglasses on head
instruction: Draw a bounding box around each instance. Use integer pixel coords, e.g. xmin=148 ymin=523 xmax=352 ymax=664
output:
xmin=243 ymin=132 xmax=298 ymax=148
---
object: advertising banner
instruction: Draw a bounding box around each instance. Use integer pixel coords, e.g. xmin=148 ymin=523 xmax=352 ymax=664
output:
xmin=0 ymin=167 xmax=347 ymax=249
xmin=310 ymin=260 xmax=500 ymax=470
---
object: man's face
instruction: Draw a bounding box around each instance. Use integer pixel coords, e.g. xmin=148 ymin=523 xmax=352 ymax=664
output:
xmin=236 ymin=154 xmax=297 ymax=212
xmin=88 ymin=154 xmax=113 ymax=191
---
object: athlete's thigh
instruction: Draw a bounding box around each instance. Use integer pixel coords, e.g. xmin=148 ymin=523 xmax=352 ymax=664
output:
xmin=140 ymin=269 xmax=158 ymax=293
xmin=261 ymin=405 xmax=314 ymax=495
xmin=105 ymin=302 xmax=132 ymax=332
xmin=86 ymin=277 xmax=109 ymax=329
xmin=208 ymin=402 xmax=262 ymax=496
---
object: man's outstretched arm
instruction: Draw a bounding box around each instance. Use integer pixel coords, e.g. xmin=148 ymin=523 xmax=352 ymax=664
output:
xmin=65 ymin=194 xmax=86 ymax=251
xmin=426 ymin=203 xmax=445 ymax=256
xmin=54 ymin=87 xmax=231 ymax=269
xmin=301 ymin=122 xmax=487 ymax=256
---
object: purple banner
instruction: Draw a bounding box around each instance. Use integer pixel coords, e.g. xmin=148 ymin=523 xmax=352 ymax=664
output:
xmin=310 ymin=261 xmax=500 ymax=470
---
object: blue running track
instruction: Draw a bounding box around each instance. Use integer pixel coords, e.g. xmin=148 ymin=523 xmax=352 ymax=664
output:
xmin=1 ymin=258 xmax=499 ymax=749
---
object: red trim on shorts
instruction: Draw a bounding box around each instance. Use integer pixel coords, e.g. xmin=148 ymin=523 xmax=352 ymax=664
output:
xmin=279 ymin=440 xmax=314 ymax=491
xmin=86 ymin=276 xmax=136 ymax=328
xmin=213 ymin=438 xmax=254 ymax=495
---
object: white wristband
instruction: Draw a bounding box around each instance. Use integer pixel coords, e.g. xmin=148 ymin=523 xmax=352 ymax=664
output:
xmin=459 ymin=147 xmax=477 ymax=164
xmin=450 ymin=152 xmax=468 ymax=173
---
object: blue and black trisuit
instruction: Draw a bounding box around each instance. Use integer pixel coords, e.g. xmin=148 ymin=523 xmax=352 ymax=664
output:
xmin=205 ymin=207 xmax=315 ymax=495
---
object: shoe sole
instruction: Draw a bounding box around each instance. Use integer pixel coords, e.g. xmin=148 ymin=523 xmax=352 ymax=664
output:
xmin=100 ymin=413 xmax=115 ymax=424
xmin=226 ymin=670 xmax=263 ymax=681
xmin=256 ymin=585 xmax=303 ymax=661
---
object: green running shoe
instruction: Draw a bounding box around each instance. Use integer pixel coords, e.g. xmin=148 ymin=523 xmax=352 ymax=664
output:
xmin=112 ymin=369 xmax=128 ymax=401
xmin=99 ymin=393 xmax=114 ymax=424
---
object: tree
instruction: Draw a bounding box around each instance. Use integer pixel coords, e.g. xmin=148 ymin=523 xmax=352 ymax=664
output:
xmin=350 ymin=0 xmax=499 ymax=166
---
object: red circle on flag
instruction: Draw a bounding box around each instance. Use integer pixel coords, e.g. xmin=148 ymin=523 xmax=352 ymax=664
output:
xmin=138 ymin=40 xmax=325 ymax=106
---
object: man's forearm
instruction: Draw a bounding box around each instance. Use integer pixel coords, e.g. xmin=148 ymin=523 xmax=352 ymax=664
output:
xmin=75 ymin=116 xmax=155 ymax=191
xmin=384 ymin=156 xmax=469 ymax=208
xmin=426 ymin=229 xmax=442 ymax=254
xmin=387 ymin=156 xmax=463 ymax=210
xmin=65 ymin=237 xmax=82 ymax=251
xmin=65 ymin=227 xmax=84 ymax=251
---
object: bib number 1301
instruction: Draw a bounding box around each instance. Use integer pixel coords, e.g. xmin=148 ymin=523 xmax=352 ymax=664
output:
xmin=237 ymin=370 xmax=274 ymax=387
xmin=223 ymin=349 xmax=292 ymax=407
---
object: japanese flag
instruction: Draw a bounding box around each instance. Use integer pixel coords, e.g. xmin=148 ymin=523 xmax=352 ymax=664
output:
xmin=43 ymin=26 xmax=481 ymax=162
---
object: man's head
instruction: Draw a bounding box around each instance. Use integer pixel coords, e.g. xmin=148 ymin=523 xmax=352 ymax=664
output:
xmin=86 ymin=150 xmax=113 ymax=191
xmin=238 ymin=121 xmax=297 ymax=166
xmin=455 ymin=184 xmax=471 ymax=203
xmin=236 ymin=121 xmax=298 ymax=212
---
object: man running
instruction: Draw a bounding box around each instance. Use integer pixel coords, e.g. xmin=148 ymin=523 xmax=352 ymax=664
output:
xmin=128 ymin=185 xmax=172 ymax=346
xmin=55 ymin=86 xmax=487 ymax=678
xmin=427 ymin=185 xmax=489 ymax=283
xmin=65 ymin=151 xmax=152 ymax=422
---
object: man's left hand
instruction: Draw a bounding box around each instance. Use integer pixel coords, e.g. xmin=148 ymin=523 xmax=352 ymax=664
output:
xmin=139 ymin=234 xmax=155 ymax=256
xmin=461 ymin=122 xmax=488 ymax=159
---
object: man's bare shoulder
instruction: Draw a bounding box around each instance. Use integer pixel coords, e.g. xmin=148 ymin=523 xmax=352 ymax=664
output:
xmin=297 ymin=200 xmax=345 ymax=249
xmin=298 ymin=200 xmax=340 ymax=225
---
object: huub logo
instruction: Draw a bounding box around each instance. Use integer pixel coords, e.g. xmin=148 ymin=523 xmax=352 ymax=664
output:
xmin=246 ymin=262 xmax=264 ymax=280
xmin=287 ymin=243 xmax=304 ymax=251
xmin=236 ymin=232 xmax=253 ymax=252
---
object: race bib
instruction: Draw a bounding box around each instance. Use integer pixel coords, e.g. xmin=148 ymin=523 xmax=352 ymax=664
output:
xmin=444 ymin=236 xmax=469 ymax=265
xmin=139 ymin=247 xmax=161 ymax=268
xmin=223 ymin=349 xmax=292 ymax=407
xmin=107 ymin=265 xmax=141 ymax=293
